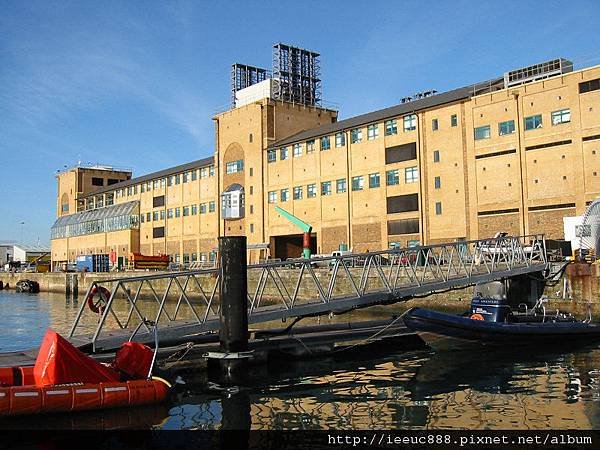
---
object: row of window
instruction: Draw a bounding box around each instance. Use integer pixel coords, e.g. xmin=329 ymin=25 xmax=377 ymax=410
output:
xmin=267 ymin=168 xmax=419 ymax=203
xmin=474 ymin=109 xmax=571 ymax=140
xmin=268 ymin=115 xmax=425 ymax=163
xmin=170 ymin=253 xmax=217 ymax=264
xmin=141 ymin=202 xmax=216 ymax=222
xmin=114 ymin=166 xmax=215 ymax=198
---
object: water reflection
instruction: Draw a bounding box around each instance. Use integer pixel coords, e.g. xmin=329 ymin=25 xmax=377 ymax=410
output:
xmin=3 ymin=291 xmax=600 ymax=430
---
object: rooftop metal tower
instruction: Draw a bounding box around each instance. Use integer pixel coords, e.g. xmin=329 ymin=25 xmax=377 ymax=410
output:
xmin=272 ymin=43 xmax=321 ymax=106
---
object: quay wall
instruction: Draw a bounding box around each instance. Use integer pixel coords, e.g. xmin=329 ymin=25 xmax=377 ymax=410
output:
xmin=1 ymin=263 xmax=599 ymax=313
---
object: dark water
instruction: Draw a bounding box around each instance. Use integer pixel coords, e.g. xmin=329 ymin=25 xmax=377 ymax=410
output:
xmin=2 ymin=291 xmax=600 ymax=430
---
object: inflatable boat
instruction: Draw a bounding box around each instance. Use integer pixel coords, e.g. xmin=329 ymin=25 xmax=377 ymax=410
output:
xmin=0 ymin=328 xmax=171 ymax=416
xmin=403 ymin=281 xmax=600 ymax=351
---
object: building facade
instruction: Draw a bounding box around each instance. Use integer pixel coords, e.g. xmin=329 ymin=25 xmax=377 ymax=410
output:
xmin=51 ymin=55 xmax=600 ymax=267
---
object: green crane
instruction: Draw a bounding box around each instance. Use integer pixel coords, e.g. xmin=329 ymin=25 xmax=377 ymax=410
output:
xmin=274 ymin=206 xmax=313 ymax=259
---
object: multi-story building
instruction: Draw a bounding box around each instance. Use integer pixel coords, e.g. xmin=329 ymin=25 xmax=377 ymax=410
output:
xmin=50 ymin=48 xmax=600 ymax=268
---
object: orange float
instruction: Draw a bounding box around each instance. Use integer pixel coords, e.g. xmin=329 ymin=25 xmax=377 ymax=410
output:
xmin=470 ymin=313 xmax=485 ymax=321
xmin=0 ymin=329 xmax=171 ymax=416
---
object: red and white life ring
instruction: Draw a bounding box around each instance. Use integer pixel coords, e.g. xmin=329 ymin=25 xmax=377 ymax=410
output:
xmin=86 ymin=286 xmax=111 ymax=314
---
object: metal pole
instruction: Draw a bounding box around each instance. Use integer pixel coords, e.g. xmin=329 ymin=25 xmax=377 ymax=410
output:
xmin=218 ymin=236 xmax=248 ymax=353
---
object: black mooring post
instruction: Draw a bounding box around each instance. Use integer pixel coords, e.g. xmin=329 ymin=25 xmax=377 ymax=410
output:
xmin=218 ymin=236 xmax=249 ymax=353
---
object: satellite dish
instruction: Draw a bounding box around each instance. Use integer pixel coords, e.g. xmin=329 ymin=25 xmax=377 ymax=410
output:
xmin=578 ymin=198 xmax=600 ymax=260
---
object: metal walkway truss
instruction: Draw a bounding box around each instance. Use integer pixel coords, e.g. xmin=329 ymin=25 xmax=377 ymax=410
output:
xmin=69 ymin=234 xmax=548 ymax=351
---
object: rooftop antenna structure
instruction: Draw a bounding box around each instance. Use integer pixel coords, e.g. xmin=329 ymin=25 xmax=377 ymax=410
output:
xmin=272 ymin=43 xmax=321 ymax=106
xmin=578 ymin=198 xmax=600 ymax=260
xmin=231 ymin=63 xmax=269 ymax=107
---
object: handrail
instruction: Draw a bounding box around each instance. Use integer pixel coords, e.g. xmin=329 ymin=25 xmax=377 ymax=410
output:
xmin=69 ymin=234 xmax=547 ymax=350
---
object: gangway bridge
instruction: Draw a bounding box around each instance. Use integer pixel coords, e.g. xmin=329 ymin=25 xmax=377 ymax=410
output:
xmin=68 ymin=234 xmax=549 ymax=352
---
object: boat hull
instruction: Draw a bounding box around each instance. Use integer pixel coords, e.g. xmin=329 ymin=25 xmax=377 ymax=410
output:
xmin=403 ymin=307 xmax=600 ymax=350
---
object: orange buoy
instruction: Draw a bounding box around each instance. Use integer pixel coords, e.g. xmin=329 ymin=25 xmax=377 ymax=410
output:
xmin=470 ymin=313 xmax=485 ymax=321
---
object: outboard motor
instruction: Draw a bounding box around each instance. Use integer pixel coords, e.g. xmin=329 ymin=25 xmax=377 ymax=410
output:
xmin=470 ymin=281 xmax=512 ymax=322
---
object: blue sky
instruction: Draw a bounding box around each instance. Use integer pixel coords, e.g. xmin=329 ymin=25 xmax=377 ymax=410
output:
xmin=1 ymin=0 xmax=599 ymax=245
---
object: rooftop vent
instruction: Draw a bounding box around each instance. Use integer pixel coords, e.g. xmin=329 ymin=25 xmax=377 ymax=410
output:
xmin=504 ymin=58 xmax=573 ymax=88
xmin=401 ymin=89 xmax=438 ymax=104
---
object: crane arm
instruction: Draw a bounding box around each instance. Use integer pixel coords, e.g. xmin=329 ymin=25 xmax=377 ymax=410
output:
xmin=274 ymin=206 xmax=312 ymax=234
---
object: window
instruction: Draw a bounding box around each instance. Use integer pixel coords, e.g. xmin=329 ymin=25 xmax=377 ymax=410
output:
xmin=579 ymin=78 xmax=600 ymax=94
xmin=183 ymin=254 xmax=190 ymax=264
xmin=474 ymin=125 xmax=491 ymax=140
xmin=167 ymin=208 xmax=173 ymax=219
xmin=403 ymin=114 xmax=417 ymax=131
xmin=386 ymin=170 xmax=400 ymax=186
xmin=336 ymin=178 xmax=347 ymax=193
xmin=367 ymin=124 xmax=379 ymax=140
xmin=182 ymin=172 xmax=189 ymax=183
xmin=433 ymin=150 xmax=440 ymax=162
xmin=551 ymin=109 xmax=571 ymax=126
xmin=127 ymin=186 xmax=132 ymax=196
xmin=191 ymin=204 xmax=197 ymax=215
xmin=167 ymin=176 xmax=173 ymax=186
xmin=153 ymin=195 xmax=165 ymax=208
xmin=405 ymin=167 xmax=419 ymax=183
xmin=146 ymin=212 xmax=151 ymax=222
xmin=209 ymin=201 xmax=215 ymax=213
xmin=386 ymin=143 xmax=416 ymax=164
xmin=335 ymin=132 xmax=345 ymax=147
xmin=435 ymin=202 xmax=442 ymax=215
xmin=351 ymin=128 xmax=362 ymax=144
xmin=432 ymin=118 xmax=438 ymax=131
xmin=385 ymin=119 xmax=397 ymax=136
xmin=174 ymin=174 xmax=180 ymax=185
xmin=293 ymin=186 xmax=303 ymax=200
xmin=268 ymin=191 xmax=277 ymax=203
xmin=108 ymin=178 xmax=119 ymax=186
xmin=267 ymin=149 xmax=276 ymax=163
xmin=280 ymin=147 xmax=289 ymax=160
xmin=200 ymin=167 xmax=208 ymax=178
xmin=434 ymin=176 xmax=441 ymax=189
xmin=183 ymin=206 xmax=189 ymax=216
xmin=153 ymin=211 xmax=159 ymax=221
xmin=387 ymin=194 xmax=419 ymax=213
xmin=140 ymin=184 xmax=146 ymax=193
xmin=226 ymin=160 xmax=244 ymax=173
xmin=153 ymin=227 xmax=165 ymax=238
xmin=140 ymin=214 xmax=144 ymax=223
xmin=153 ymin=180 xmax=159 ymax=189
xmin=307 ymin=184 xmax=317 ymax=198
xmin=293 ymin=143 xmax=302 ymax=158
xmin=387 ymin=218 xmax=419 ymax=235
xmin=525 ymin=114 xmax=543 ymax=130
xmin=175 ymin=207 xmax=180 ymax=218
xmin=369 ymin=173 xmax=380 ymax=188
xmin=280 ymin=188 xmax=289 ymax=202
xmin=209 ymin=166 xmax=215 ymax=177
xmin=306 ymin=140 xmax=315 ymax=153
xmin=451 ymin=114 xmax=458 ymax=127
xmin=321 ymin=136 xmax=330 ymax=151
xmin=92 ymin=177 xmax=104 ymax=186
xmin=200 ymin=203 xmax=207 ymax=214
xmin=191 ymin=170 xmax=197 ymax=181
xmin=321 ymin=181 xmax=332 ymax=196
xmin=352 ymin=176 xmax=364 ymax=191
xmin=499 ymin=120 xmax=515 ymax=135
